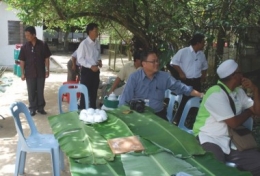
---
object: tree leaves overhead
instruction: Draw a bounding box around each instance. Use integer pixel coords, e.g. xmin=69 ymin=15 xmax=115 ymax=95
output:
xmin=4 ymin=0 xmax=260 ymax=64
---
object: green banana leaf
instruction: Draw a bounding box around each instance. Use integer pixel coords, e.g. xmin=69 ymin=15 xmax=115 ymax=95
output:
xmin=108 ymin=106 xmax=205 ymax=158
xmin=48 ymin=111 xmax=115 ymax=164
xmin=69 ymin=155 xmax=126 ymax=176
xmin=93 ymin=111 xmax=163 ymax=154
xmin=185 ymin=152 xmax=251 ymax=176
xmin=121 ymin=151 xmax=204 ymax=176
xmin=48 ymin=109 xmax=250 ymax=176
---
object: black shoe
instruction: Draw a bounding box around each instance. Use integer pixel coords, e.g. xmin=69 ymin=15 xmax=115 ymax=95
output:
xmin=30 ymin=110 xmax=36 ymax=116
xmin=37 ymin=110 xmax=47 ymax=115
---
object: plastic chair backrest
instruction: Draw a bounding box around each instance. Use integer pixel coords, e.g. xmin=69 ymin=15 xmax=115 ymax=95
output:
xmin=166 ymin=92 xmax=183 ymax=123
xmin=164 ymin=89 xmax=171 ymax=99
xmin=243 ymin=117 xmax=253 ymax=130
xmin=178 ymin=97 xmax=201 ymax=134
xmin=58 ymin=83 xmax=89 ymax=113
xmin=10 ymin=102 xmax=64 ymax=176
xmin=10 ymin=102 xmax=38 ymax=148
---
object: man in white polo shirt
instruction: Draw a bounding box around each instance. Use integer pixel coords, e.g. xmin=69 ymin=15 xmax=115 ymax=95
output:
xmin=170 ymin=33 xmax=208 ymax=124
xmin=77 ymin=23 xmax=101 ymax=109
xmin=193 ymin=59 xmax=260 ymax=175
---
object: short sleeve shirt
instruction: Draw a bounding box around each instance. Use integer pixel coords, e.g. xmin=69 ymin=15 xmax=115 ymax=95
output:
xmin=193 ymin=81 xmax=253 ymax=154
xmin=170 ymin=46 xmax=208 ymax=78
xmin=117 ymin=62 xmax=137 ymax=82
xmin=19 ymin=38 xmax=51 ymax=78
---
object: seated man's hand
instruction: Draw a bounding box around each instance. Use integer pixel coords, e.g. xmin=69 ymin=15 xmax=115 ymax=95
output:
xmin=242 ymin=78 xmax=257 ymax=92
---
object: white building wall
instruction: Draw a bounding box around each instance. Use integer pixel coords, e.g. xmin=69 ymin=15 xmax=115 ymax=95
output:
xmin=0 ymin=2 xmax=43 ymax=68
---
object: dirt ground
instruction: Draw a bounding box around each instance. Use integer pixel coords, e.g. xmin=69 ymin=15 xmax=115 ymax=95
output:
xmin=0 ymin=61 xmax=120 ymax=176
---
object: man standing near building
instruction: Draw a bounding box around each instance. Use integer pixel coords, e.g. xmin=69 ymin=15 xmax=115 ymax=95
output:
xmin=19 ymin=26 xmax=51 ymax=116
xmin=77 ymin=23 xmax=101 ymax=109
xmin=170 ymin=33 xmax=208 ymax=124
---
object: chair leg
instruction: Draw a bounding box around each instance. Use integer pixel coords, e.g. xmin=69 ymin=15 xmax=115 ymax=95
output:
xmin=59 ymin=148 xmax=65 ymax=170
xmin=51 ymin=148 xmax=61 ymax=176
xmin=15 ymin=149 xmax=26 ymax=176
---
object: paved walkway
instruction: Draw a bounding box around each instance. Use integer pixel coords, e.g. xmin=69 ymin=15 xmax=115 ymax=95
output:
xmin=0 ymin=53 xmax=131 ymax=176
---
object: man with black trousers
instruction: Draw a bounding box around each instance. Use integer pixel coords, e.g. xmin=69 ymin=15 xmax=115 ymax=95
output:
xmin=77 ymin=23 xmax=101 ymax=109
xmin=170 ymin=33 xmax=208 ymax=124
xmin=19 ymin=26 xmax=51 ymax=116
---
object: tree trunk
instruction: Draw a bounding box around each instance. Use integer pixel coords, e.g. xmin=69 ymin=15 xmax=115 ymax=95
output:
xmin=63 ymin=32 xmax=69 ymax=51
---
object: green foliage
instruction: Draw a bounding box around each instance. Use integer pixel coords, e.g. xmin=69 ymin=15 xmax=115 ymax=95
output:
xmin=4 ymin=0 xmax=260 ymax=81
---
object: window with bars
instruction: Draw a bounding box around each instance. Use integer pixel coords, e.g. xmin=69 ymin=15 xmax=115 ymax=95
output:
xmin=8 ymin=21 xmax=25 ymax=45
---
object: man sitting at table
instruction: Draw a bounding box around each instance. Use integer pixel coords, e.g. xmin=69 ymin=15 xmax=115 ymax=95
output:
xmin=119 ymin=50 xmax=203 ymax=121
xmin=193 ymin=59 xmax=260 ymax=175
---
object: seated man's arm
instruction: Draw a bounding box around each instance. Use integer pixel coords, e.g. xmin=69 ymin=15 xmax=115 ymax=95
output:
xmin=172 ymin=65 xmax=186 ymax=80
xmin=224 ymin=109 xmax=253 ymax=128
xmin=108 ymin=77 xmax=122 ymax=95
xmin=242 ymin=78 xmax=260 ymax=115
xmin=119 ymin=75 xmax=135 ymax=106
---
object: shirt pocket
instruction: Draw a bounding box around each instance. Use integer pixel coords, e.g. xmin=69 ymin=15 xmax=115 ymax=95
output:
xmin=152 ymin=87 xmax=165 ymax=101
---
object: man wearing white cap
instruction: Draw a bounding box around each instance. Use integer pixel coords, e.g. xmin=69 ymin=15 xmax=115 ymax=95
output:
xmin=193 ymin=59 xmax=260 ymax=175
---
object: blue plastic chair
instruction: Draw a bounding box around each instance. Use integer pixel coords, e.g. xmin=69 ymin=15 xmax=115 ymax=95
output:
xmin=10 ymin=102 xmax=64 ymax=176
xmin=58 ymin=83 xmax=89 ymax=113
xmin=166 ymin=92 xmax=183 ymax=123
xmin=178 ymin=97 xmax=201 ymax=134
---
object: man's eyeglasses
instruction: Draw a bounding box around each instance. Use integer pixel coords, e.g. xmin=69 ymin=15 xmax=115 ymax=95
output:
xmin=144 ymin=60 xmax=159 ymax=64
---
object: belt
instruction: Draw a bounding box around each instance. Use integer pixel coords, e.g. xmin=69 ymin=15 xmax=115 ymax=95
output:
xmin=186 ymin=77 xmax=200 ymax=81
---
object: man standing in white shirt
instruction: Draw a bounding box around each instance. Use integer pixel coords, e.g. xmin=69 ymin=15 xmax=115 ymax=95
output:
xmin=77 ymin=23 xmax=101 ymax=109
xmin=170 ymin=33 xmax=208 ymax=92
xmin=170 ymin=33 xmax=208 ymax=124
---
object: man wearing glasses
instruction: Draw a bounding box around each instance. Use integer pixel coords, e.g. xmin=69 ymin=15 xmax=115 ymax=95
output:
xmin=19 ymin=26 xmax=51 ymax=116
xmin=119 ymin=51 xmax=203 ymax=121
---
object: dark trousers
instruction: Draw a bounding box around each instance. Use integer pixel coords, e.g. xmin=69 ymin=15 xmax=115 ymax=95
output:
xmin=155 ymin=109 xmax=168 ymax=121
xmin=174 ymin=77 xmax=201 ymax=124
xmin=201 ymin=142 xmax=260 ymax=176
xmin=79 ymin=67 xmax=100 ymax=109
xmin=26 ymin=77 xmax=46 ymax=112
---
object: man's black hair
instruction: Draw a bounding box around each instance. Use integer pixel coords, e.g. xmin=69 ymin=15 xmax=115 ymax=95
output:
xmin=190 ymin=33 xmax=205 ymax=46
xmin=140 ymin=50 xmax=157 ymax=62
xmin=86 ymin=23 xmax=98 ymax=35
xmin=133 ymin=50 xmax=142 ymax=62
xmin=25 ymin=26 xmax=36 ymax=35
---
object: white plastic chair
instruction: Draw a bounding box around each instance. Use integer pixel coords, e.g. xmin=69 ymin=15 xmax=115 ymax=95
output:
xmin=166 ymin=91 xmax=183 ymax=123
xmin=178 ymin=97 xmax=201 ymax=134
xmin=58 ymin=83 xmax=89 ymax=113
xmin=10 ymin=102 xmax=64 ymax=176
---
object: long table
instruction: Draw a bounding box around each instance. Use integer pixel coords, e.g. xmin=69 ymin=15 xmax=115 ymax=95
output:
xmin=48 ymin=106 xmax=251 ymax=176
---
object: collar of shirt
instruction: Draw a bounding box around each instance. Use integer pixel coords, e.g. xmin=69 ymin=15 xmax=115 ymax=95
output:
xmin=86 ymin=36 xmax=97 ymax=45
xmin=140 ymin=68 xmax=159 ymax=81
xmin=189 ymin=45 xmax=203 ymax=56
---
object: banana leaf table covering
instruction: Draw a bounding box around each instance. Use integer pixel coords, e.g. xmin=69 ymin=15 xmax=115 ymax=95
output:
xmin=48 ymin=106 xmax=250 ymax=176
